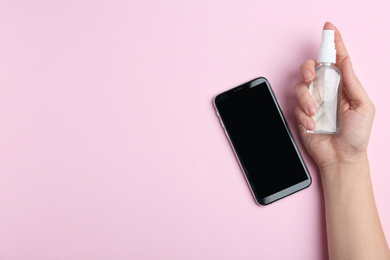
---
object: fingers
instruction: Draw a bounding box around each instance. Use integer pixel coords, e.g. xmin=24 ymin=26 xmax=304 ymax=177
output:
xmin=294 ymin=81 xmax=318 ymax=116
xmin=297 ymin=123 xmax=309 ymax=138
xmin=323 ymin=22 xmax=349 ymax=67
xmin=295 ymin=105 xmax=316 ymax=131
xmin=300 ymin=60 xmax=316 ymax=83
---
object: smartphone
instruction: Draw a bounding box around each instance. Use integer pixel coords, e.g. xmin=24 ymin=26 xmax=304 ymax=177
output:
xmin=214 ymin=77 xmax=311 ymax=206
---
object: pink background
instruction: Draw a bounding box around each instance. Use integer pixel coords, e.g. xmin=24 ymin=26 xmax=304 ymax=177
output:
xmin=0 ymin=0 xmax=389 ymax=259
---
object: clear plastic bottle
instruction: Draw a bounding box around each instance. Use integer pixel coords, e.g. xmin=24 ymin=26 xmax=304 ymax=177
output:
xmin=308 ymin=30 xmax=341 ymax=134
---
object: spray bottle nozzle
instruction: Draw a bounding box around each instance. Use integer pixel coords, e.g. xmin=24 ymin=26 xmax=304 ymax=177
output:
xmin=318 ymin=30 xmax=336 ymax=64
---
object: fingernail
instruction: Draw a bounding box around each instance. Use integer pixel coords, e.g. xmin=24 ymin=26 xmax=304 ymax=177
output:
xmin=303 ymin=70 xmax=313 ymax=82
xmin=307 ymin=103 xmax=317 ymax=116
xmin=306 ymin=120 xmax=315 ymax=130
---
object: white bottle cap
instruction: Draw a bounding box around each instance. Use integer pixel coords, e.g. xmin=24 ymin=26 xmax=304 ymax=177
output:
xmin=318 ymin=30 xmax=336 ymax=64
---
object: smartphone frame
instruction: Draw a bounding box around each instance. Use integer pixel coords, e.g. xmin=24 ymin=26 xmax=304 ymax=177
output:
xmin=213 ymin=77 xmax=311 ymax=206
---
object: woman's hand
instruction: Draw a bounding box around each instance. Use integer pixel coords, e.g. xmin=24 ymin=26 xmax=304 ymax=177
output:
xmin=294 ymin=22 xmax=375 ymax=172
xmin=295 ymin=22 xmax=390 ymax=260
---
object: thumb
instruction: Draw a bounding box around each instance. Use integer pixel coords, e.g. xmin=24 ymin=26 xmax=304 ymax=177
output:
xmin=340 ymin=57 xmax=368 ymax=103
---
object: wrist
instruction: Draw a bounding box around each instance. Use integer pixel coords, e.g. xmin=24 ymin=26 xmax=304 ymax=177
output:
xmin=319 ymin=153 xmax=370 ymax=188
xmin=319 ymin=152 xmax=369 ymax=174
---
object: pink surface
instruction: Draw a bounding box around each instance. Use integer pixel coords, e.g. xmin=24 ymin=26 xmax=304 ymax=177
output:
xmin=0 ymin=1 xmax=389 ymax=259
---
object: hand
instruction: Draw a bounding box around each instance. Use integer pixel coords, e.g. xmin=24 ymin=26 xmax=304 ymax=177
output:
xmin=294 ymin=22 xmax=375 ymax=172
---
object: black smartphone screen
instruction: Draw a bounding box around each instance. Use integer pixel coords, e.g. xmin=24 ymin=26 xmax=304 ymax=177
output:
xmin=214 ymin=77 xmax=311 ymax=205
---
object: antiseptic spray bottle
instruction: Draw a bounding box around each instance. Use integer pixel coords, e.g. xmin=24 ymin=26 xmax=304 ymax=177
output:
xmin=308 ymin=30 xmax=341 ymax=134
